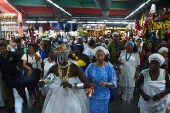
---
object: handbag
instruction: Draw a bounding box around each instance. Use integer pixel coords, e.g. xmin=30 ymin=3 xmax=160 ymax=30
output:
xmin=1 ymin=54 xmax=41 ymax=87
xmin=19 ymin=54 xmax=41 ymax=87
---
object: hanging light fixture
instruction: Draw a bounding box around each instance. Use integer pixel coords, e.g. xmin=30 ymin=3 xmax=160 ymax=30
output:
xmin=47 ymin=0 xmax=71 ymax=16
xmin=125 ymin=0 xmax=151 ymax=19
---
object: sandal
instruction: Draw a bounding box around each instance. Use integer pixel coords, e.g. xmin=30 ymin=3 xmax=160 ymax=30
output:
xmin=36 ymin=103 xmax=41 ymax=108
xmin=32 ymin=99 xmax=37 ymax=105
xmin=126 ymin=100 xmax=130 ymax=103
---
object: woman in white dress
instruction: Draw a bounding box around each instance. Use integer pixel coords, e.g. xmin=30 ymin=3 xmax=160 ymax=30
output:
xmin=41 ymin=51 xmax=56 ymax=96
xmin=118 ymin=41 xmax=140 ymax=103
xmin=137 ymin=53 xmax=170 ymax=113
xmin=39 ymin=44 xmax=94 ymax=113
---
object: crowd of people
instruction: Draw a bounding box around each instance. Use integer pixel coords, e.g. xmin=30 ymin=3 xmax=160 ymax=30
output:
xmin=0 ymin=31 xmax=170 ymax=113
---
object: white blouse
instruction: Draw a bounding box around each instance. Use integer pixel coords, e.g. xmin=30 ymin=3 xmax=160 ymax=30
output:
xmin=21 ymin=52 xmax=42 ymax=70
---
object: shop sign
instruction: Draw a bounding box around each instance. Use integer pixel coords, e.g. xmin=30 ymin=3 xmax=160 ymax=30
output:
xmin=1 ymin=26 xmax=19 ymax=31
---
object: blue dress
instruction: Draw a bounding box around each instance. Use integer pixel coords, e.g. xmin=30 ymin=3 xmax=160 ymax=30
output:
xmin=84 ymin=63 xmax=117 ymax=113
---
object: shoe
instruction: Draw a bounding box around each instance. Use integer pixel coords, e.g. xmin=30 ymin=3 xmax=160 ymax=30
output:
xmin=32 ymin=99 xmax=37 ymax=105
xmin=7 ymin=106 xmax=15 ymax=113
xmin=36 ymin=103 xmax=41 ymax=108
xmin=118 ymin=93 xmax=123 ymax=99
xmin=126 ymin=100 xmax=130 ymax=103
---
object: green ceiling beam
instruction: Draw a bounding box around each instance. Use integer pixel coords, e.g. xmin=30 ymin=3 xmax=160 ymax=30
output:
xmin=10 ymin=0 xmax=44 ymax=6
xmin=10 ymin=0 xmax=133 ymax=9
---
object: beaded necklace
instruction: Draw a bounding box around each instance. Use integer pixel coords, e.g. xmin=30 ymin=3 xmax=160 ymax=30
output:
xmin=125 ymin=52 xmax=132 ymax=61
xmin=58 ymin=63 xmax=71 ymax=82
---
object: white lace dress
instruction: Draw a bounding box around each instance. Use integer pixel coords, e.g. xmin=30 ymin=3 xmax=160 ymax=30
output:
xmin=118 ymin=51 xmax=140 ymax=101
xmin=42 ymin=76 xmax=89 ymax=113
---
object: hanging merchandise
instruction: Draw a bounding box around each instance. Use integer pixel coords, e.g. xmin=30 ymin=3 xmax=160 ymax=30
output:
xmin=27 ymin=24 xmax=34 ymax=37
xmin=135 ymin=18 xmax=142 ymax=31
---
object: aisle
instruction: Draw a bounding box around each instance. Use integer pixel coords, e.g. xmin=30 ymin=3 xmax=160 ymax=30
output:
xmin=0 ymin=88 xmax=140 ymax=113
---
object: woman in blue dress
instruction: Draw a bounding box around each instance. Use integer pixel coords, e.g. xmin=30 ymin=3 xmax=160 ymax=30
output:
xmin=84 ymin=46 xmax=117 ymax=113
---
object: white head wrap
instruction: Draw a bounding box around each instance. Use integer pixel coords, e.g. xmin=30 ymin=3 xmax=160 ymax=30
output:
xmin=93 ymin=46 xmax=106 ymax=56
xmin=99 ymin=36 xmax=104 ymax=40
xmin=158 ymin=47 xmax=169 ymax=54
xmin=112 ymin=32 xmax=119 ymax=35
xmin=148 ymin=53 xmax=165 ymax=66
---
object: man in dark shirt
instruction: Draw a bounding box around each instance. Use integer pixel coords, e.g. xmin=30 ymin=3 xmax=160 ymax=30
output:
xmin=0 ymin=43 xmax=26 ymax=112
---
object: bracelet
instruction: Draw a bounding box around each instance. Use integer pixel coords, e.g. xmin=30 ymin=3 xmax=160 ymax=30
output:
xmin=107 ymin=82 xmax=113 ymax=87
xmin=44 ymin=79 xmax=50 ymax=84
xmin=74 ymin=83 xmax=84 ymax=89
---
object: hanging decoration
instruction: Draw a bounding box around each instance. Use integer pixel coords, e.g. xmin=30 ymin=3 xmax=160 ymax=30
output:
xmin=27 ymin=24 xmax=34 ymax=37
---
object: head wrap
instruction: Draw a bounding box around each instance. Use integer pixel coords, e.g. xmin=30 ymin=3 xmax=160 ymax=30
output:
xmin=99 ymin=36 xmax=104 ymax=40
xmin=93 ymin=46 xmax=106 ymax=56
xmin=148 ymin=53 xmax=165 ymax=66
xmin=72 ymin=43 xmax=84 ymax=52
xmin=158 ymin=47 xmax=169 ymax=54
xmin=113 ymin=32 xmax=119 ymax=35
xmin=126 ymin=41 xmax=134 ymax=48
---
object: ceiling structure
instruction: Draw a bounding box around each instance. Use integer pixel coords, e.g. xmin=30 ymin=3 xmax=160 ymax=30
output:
xmin=1 ymin=0 xmax=169 ymax=23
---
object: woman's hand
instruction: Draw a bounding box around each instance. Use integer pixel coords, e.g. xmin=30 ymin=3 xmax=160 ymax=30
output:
xmin=28 ymin=68 xmax=33 ymax=75
xmin=99 ymin=81 xmax=107 ymax=87
xmin=60 ymin=82 xmax=72 ymax=88
xmin=134 ymin=73 xmax=140 ymax=78
xmin=38 ymin=81 xmax=45 ymax=87
xmin=142 ymin=93 xmax=151 ymax=102
xmin=118 ymin=60 xmax=123 ymax=65
xmin=152 ymin=94 xmax=161 ymax=102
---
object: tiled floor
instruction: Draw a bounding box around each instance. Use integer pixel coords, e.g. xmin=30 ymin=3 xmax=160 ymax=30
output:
xmin=0 ymin=88 xmax=140 ymax=113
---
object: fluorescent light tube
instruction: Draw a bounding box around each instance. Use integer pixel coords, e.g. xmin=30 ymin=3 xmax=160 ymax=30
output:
xmin=121 ymin=22 xmax=129 ymax=24
xmin=48 ymin=21 xmax=58 ymax=23
xmin=37 ymin=21 xmax=47 ymax=23
xmin=26 ymin=21 xmax=36 ymax=23
xmin=87 ymin=21 xmax=95 ymax=23
xmin=47 ymin=0 xmax=71 ymax=16
xmin=125 ymin=0 xmax=151 ymax=19
xmin=67 ymin=21 xmax=76 ymax=23
xmin=96 ymin=21 xmax=104 ymax=23
xmin=105 ymin=22 xmax=113 ymax=24
xmin=4 ymin=0 xmax=20 ymax=14
xmin=113 ymin=22 xmax=121 ymax=24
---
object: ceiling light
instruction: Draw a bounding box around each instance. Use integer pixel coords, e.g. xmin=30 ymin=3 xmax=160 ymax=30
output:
xmin=37 ymin=21 xmax=47 ymax=23
xmin=4 ymin=0 xmax=20 ymax=14
xmin=47 ymin=0 xmax=71 ymax=16
xmin=121 ymin=22 xmax=129 ymax=24
xmin=26 ymin=21 xmax=36 ymax=23
xmin=125 ymin=0 xmax=151 ymax=19
xmin=48 ymin=21 xmax=58 ymax=23
xmin=96 ymin=21 xmax=104 ymax=23
xmin=67 ymin=21 xmax=76 ymax=23
xmin=87 ymin=21 xmax=95 ymax=23
xmin=77 ymin=21 xmax=86 ymax=23
xmin=105 ymin=22 xmax=113 ymax=24
xmin=113 ymin=22 xmax=121 ymax=24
